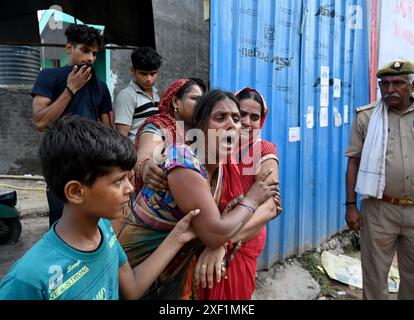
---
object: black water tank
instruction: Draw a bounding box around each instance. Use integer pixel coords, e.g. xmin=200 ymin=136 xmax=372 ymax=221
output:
xmin=0 ymin=46 xmax=41 ymax=85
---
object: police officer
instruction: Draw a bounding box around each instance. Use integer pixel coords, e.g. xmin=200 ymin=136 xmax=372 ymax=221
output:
xmin=345 ymin=59 xmax=414 ymax=300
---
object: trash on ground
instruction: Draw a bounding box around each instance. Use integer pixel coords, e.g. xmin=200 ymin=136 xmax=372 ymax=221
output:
xmin=321 ymin=251 xmax=399 ymax=293
xmin=317 ymin=265 xmax=325 ymax=273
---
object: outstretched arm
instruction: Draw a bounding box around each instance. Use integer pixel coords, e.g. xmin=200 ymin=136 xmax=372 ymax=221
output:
xmin=118 ymin=209 xmax=199 ymax=300
xmin=168 ymin=167 xmax=278 ymax=249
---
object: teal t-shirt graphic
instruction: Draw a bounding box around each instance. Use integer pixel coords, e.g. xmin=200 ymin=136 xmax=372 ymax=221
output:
xmin=0 ymin=219 xmax=127 ymax=300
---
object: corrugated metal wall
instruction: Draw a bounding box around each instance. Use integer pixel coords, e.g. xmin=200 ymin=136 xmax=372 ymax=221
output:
xmin=210 ymin=0 xmax=370 ymax=269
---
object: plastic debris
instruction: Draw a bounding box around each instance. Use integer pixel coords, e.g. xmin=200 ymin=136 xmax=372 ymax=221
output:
xmin=321 ymin=251 xmax=399 ymax=293
xmin=317 ymin=265 xmax=325 ymax=273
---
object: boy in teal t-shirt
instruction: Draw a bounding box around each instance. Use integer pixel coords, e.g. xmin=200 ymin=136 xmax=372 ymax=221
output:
xmin=0 ymin=116 xmax=199 ymax=300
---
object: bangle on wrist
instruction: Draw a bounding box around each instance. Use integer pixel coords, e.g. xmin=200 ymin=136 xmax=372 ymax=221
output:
xmin=345 ymin=201 xmax=357 ymax=206
xmin=137 ymin=157 xmax=151 ymax=176
xmin=237 ymin=203 xmax=256 ymax=213
xmin=66 ymin=86 xmax=74 ymax=96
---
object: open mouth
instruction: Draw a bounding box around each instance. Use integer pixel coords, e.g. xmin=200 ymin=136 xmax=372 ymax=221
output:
xmin=220 ymin=132 xmax=237 ymax=150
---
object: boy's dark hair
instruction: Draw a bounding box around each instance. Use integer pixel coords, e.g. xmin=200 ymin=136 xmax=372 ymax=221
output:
xmin=192 ymin=89 xmax=240 ymax=133
xmin=39 ymin=116 xmax=137 ymax=202
xmin=131 ymin=47 xmax=162 ymax=70
xmin=65 ymin=24 xmax=104 ymax=49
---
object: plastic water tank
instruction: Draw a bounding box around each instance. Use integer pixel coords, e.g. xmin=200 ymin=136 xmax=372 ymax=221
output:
xmin=0 ymin=46 xmax=41 ymax=85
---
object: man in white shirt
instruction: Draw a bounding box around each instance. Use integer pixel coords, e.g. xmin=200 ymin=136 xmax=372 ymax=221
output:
xmin=113 ymin=47 xmax=162 ymax=143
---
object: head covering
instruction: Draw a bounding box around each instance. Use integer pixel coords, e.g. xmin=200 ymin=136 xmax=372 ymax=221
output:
xmin=233 ymin=87 xmax=276 ymax=183
xmin=133 ymin=79 xmax=189 ymax=192
xmin=376 ymin=59 xmax=414 ymax=78
xmin=158 ymin=79 xmax=189 ymax=116
xmin=234 ymin=87 xmax=269 ymax=147
xmin=135 ymin=79 xmax=189 ymax=150
xmin=235 ymin=87 xmax=268 ymax=126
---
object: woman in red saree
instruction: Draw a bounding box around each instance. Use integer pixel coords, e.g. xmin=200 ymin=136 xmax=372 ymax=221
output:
xmin=115 ymin=88 xmax=278 ymax=299
xmin=198 ymin=87 xmax=282 ymax=300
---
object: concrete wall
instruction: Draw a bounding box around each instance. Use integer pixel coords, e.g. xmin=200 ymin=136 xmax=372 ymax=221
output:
xmin=152 ymin=0 xmax=210 ymax=92
xmin=1 ymin=0 xmax=209 ymax=175
xmin=111 ymin=0 xmax=209 ymax=98
xmin=110 ymin=48 xmax=133 ymax=99
xmin=0 ymin=86 xmax=42 ymax=175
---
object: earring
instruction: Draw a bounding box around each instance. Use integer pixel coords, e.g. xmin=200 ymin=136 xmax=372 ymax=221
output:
xmin=174 ymin=106 xmax=178 ymax=113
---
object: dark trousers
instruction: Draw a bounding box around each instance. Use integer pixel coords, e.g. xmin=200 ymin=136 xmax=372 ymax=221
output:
xmin=46 ymin=190 xmax=64 ymax=228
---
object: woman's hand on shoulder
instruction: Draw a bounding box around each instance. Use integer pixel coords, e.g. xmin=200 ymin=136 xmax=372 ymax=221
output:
xmin=272 ymin=186 xmax=283 ymax=218
xmin=245 ymin=169 xmax=279 ymax=208
xmin=255 ymin=158 xmax=282 ymax=217
xmin=140 ymin=158 xmax=168 ymax=191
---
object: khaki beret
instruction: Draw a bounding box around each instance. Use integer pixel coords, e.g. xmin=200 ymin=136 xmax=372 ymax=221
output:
xmin=377 ymin=59 xmax=414 ymax=77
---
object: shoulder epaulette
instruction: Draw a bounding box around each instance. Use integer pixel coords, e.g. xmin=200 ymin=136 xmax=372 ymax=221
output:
xmin=355 ymin=102 xmax=376 ymax=113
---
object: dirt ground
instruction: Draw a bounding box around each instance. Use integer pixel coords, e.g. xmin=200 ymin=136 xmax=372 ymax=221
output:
xmin=0 ymin=217 xmax=48 ymax=279
xmin=0 ymin=177 xmax=49 ymax=279
xmin=0 ymin=178 xmax=403 ymax=300
xmin=326 ymin=252 xmax=399 ymax=300
xmin=0 ymin=177 xmax=48 ymax=218
xmin=0 ymin=216 xmax=401 ymax=300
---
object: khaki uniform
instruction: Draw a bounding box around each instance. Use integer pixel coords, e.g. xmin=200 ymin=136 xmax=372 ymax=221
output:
xmin=345 ymin=101 xmax=414 ymax=300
